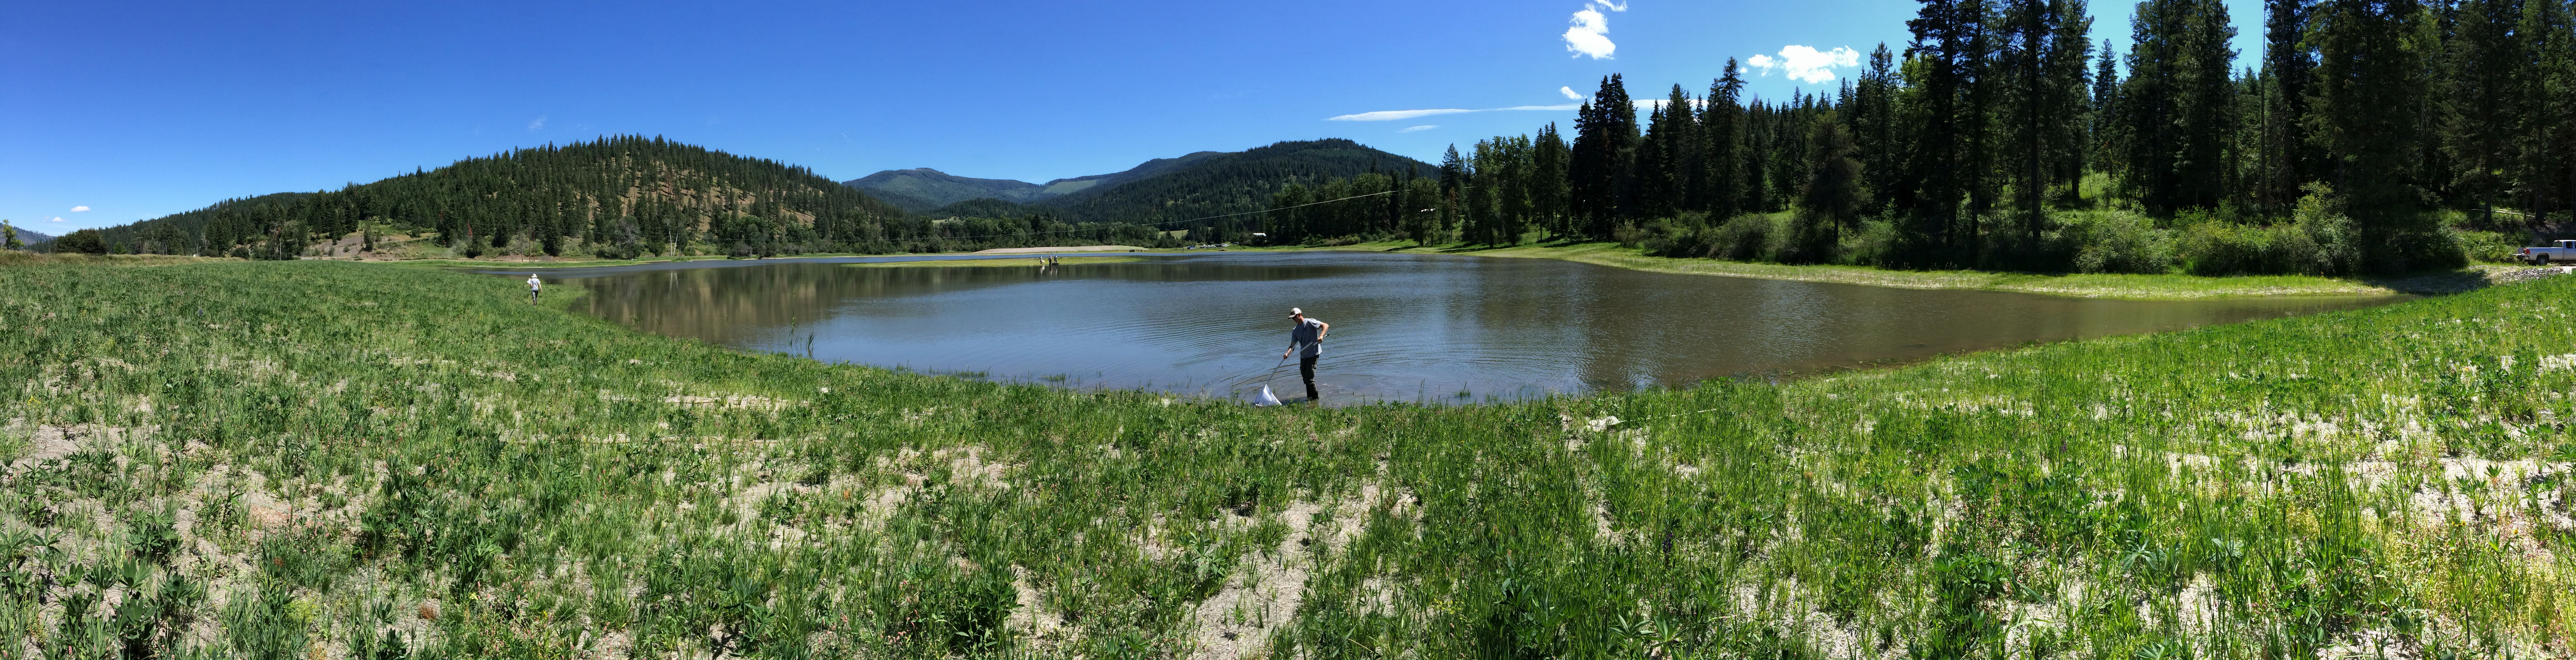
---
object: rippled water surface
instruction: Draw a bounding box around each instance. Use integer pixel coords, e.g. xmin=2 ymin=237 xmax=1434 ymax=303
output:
xmin=532 ymin=252 xmax=2401 ymax=402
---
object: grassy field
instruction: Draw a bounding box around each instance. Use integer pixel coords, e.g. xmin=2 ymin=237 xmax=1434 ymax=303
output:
xmin=2 ymin=260 xmax=2571 ymax=658
xmin=1259 ymin=240 xmax=2522 ymax=301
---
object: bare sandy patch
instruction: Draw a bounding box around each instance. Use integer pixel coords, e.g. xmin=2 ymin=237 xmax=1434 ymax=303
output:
xmin=1187 ymin=481 xmax=1385 ymax=659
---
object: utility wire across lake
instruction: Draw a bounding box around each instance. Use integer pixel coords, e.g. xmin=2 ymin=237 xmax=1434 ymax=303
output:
xmin=921 ymin=188 xmax=1408 ymax=242
xmin=714 ymin=185 xmax=1443 ymax=247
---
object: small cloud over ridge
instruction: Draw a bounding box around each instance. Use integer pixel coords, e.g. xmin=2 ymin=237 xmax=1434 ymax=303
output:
xmin=1400 ymin=125 xmax=1439 ymax=133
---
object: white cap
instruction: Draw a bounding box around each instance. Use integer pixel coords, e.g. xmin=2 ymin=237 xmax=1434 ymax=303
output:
xmin=1288 ymin=307 xmax=1302 ymax=317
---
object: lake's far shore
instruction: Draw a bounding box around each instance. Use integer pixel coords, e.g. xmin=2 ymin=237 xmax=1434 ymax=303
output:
xmin=51 ymin=234 xmax=2534 ymax=300
xmin=842 ymin=255 xmax=1147 ymax=268
xmin=971 ymin=245 xmax=1145 ymax=254
xmin=1243 ymin=239 xmax=2535 ymax=301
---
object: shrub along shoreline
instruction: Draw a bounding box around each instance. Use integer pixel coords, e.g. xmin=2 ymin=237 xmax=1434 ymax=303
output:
xmin=2 ymin=260 xmax=2569 ymax=657
xmin=1267 ymin=240 xmax=2522 ymax=301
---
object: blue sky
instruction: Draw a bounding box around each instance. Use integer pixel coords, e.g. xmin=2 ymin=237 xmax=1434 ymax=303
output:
xmin=1 ymin=0 xmax=2266 ymax=231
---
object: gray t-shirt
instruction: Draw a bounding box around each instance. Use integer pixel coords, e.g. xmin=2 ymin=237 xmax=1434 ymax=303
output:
xmin=1290 ymin=318 xmax=1325 ymax=358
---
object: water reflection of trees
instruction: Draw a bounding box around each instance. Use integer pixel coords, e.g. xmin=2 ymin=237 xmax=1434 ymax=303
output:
xmin=564 ymin=255 xmax=2397 ymax=399
xmin=573 ymin=259 xmax=1380 ymax=347
xmin=579 ymin=265 xmax=1039 ymax=345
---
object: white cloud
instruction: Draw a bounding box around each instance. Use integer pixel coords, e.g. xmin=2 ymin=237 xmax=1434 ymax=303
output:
xmin=1562 ymin=1 xmax=1624 ymax=59
xmin=528 ymin=115 xmax=547 ymax=131
xmin=1329 ymin=105 xmax=1579 ymax=121
xmin=49 ymin=217 xmax=65 ymax=222
xmin=1560 ymin=86 xmax=1584 ymax=100
xmin=1329 ymin=109 xmax=1474 ymax=122
xmin=1745 ymin=45 xmax=1861 ymax=84
xmin=68 ymin=205 xmax=89 ymax=212
xmin=1400 ymin=125 xmax=1439 ymax=133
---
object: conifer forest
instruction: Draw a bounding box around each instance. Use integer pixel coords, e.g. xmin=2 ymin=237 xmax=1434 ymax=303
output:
xmin=1270 ymin=0 xmax=2576 ymax=276
xmin=71 ymin=136 xmax=1187 ymax=260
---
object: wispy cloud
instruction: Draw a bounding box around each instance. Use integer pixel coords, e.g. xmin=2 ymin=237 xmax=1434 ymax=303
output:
xmin=527 ymin=115 xmax=547 ymax=131
xmin=1328 ymin=105 xmax=1578 ymax=121
xmin=1329 ymin=109 xmax=1473 ymax=122
xmin=1561 ymin=86 xmax=1585 ymax=101
xmin=68 ymin=205 xmax=89 ymax=212
xmin=1746 ymin=45 xmax=1861 ymax=84
xmin=48 ymin=217 xmax=65 ymax=222
xmin=1400 ymin=125 xmax=1439 ymax=133
xmin=1562 ymin=1 xmax=1626 ymax=59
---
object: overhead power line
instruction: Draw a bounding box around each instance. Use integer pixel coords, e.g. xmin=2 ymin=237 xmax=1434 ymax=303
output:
xmin=922 ymin=189 xmax=1405 ymax=242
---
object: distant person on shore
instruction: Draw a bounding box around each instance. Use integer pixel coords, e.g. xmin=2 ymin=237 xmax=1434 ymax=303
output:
xmin=527 ymin=274 xmax=542 ymax=303
xmin=1282 ymin=307 xmax=1329 ymax=403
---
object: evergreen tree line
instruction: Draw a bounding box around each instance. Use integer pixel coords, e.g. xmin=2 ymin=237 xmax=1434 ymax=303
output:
xmin=1259 ymin=169 xmax=1447 ymax=246
xmin=1276 ymin=0 xmax=2576 ymax=275
xmin=62 ymin=136 xmax=1184 ymax=258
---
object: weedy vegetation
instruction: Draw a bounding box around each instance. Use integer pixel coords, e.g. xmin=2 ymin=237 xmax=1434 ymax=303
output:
xmin=1 ymin=260 xmax=2571 ymax=658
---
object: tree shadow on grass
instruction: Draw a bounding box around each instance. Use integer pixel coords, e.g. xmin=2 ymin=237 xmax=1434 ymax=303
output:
xmin=2364 ymin=266 xmax=2561 ymax=296
xmin=1423 ymin=238 xmax=1598 ymax=255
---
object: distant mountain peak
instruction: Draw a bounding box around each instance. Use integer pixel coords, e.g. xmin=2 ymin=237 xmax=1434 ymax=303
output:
xmin=840 ymin=168 xmax=1049 ymax=211
xmin=845 ymin=143 xmax=1421 ymax=214
xmin=2 ymin=224 xmax=51 ymax=245
xmin=904 ymin=139 xmax=1439 ymax=225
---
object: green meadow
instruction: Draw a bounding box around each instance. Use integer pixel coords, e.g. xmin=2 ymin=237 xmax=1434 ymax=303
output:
xmin=2 ymin=259 xmax=2569 ymax=658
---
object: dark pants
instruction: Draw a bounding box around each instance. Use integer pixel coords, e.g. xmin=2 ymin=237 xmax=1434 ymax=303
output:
xmin=1299 ymin=354 xmax=1320 ymax=402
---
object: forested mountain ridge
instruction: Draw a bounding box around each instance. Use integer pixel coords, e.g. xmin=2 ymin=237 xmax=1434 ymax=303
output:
xmin=839 ymin=168 xmax=1052 ymax=210
xmin=840 ymin=151 xmax=1234 ymax=212
xmin=1034 ymin=150 xmax=1228 ymax=198
xmin=62 ymin=136 xmax=1197 ymax=258
xmin=3 ymin=224 xmax=54 ymax=246
xmin=855 ymin=140 xmax=1435 ymax=234
xmin=1010 ymin=139 xmax=1438 ymax=237
xmin=62 ymin=136 xmax=1427 ymax=258
xmin=77 ymin=192 xmax=316 ymax=253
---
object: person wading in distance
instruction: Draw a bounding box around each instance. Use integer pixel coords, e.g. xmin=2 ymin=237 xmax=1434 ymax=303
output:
xmin=527 ymin=274 xmax=542 ymax=304
xmin=1282 ymin=307 xmax=1329 ymax=403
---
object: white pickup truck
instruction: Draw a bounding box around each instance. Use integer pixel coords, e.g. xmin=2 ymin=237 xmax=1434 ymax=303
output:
xmin=2520 ymin=240 xmax=2576 ymax=265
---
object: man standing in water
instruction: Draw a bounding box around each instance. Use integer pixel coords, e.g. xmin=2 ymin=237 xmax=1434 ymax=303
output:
xmin=527 ymin=274 xmax=542 ymax=304
xmin=1283 ymin=308 xmax=1329 ymax=403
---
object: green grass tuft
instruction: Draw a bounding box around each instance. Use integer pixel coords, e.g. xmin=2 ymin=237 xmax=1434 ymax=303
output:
xmin=1 ymin=260 xmax=2570 ymax=656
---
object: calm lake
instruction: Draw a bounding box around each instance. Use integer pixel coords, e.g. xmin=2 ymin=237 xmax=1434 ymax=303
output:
xmin=527 ymin=252 xmax=2400 ymax=403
